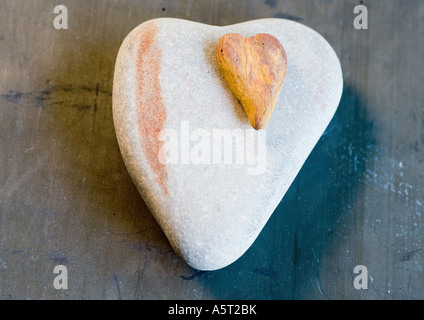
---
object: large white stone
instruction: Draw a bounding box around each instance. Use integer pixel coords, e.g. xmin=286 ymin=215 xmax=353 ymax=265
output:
xmin=113 ymin=18 xmax=343 ymax=270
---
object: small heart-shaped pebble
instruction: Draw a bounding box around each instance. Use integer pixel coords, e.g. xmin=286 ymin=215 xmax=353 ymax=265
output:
xmin=216 ymin=33 xmax=287 ymax=130
xmin=113 ymin=18 xmax=343 ymax=270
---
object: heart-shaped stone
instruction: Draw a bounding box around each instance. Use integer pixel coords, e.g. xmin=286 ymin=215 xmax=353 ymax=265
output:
xmin=216 ymin=33 xmax=287 ymax=130
xmin=113 ymin=18 xmax=343 ymax=270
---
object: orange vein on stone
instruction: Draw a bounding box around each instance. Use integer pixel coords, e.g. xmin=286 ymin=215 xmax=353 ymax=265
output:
xmin=135 ymin=22 xmax=168 ymax=195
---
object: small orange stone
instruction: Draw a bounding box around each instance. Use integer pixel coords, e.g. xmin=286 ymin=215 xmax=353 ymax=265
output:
xmin=216 ymin=33 xmax=287 ymax=130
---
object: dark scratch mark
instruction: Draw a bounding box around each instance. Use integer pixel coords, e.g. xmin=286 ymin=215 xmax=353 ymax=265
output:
xmin=401 ymin=249 xmax=421 ymax=261
xmin=77 ymin=84 xmax=111 ymax=96
xmin=50 ymin=100 xmax=65 ymax=106
xmin=401 ymin=251 xmax=415 ymax=261
xmin=128 ymin=242 xmax=144 ymax=252
xmin=135 ymin=270 xmax=142 ymax=300
xmin=253 ymin=267 xmax=277 ymax=277
xmin=48 ymin=252 xmax=68 ymax=264
xmin=40 ymin=236 xmax=57 ymax=244
xmin=12 ymin=249 xmax=25 ymax=254
xmin=114 ymin=273 xmax=123 ymax=300
xmin=52 ymin=84 xmax=74 ymax=92
xmin=40 ymin=89 xmax=52 ymax=96
xmin=181 ymin=270 xmax=207 ymax=280
xmin=411 ymin=141 xmax=419 ymax=153
xmin=135 ymin=252 xmax=150 ymax=299
xmin=72 ymin=103 xmax=92 ymax=111
xmin=36 ymin=96 xmax=46 ymax=108
xmin=1 ymin=90 xmax=24 ymax=103
xmin=411 ymin=111 xmax=417 ymax=122
xmin=125 ymin=239 xmax=174 ymax=255
xmin=274 ymin=12 xmax=304 ymax=21
xmin=126 ymin=209 xmax=139 ymax=229
xmin=293 ymin=231 xmax=300 ymax=266
xmin=1 ymin=84 xmax=112 ymax=109
xmin=48 ymin=84 xmax=111 ymax=96
xmin=265 ymin=0 xmax=277 ymax=8
xmin=35 ymin=89 xmax=53 ymax=108
xmin=94 ymin=82 xmax=99 ymax=113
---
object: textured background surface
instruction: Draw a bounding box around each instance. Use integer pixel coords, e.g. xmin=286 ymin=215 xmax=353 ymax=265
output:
xmin=0 ymin=0 xmax=423 ymax=299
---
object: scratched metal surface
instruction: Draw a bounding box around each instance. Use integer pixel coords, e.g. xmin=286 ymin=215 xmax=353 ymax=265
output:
xmin=0 ymin=0 xmax=423 ymax=300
